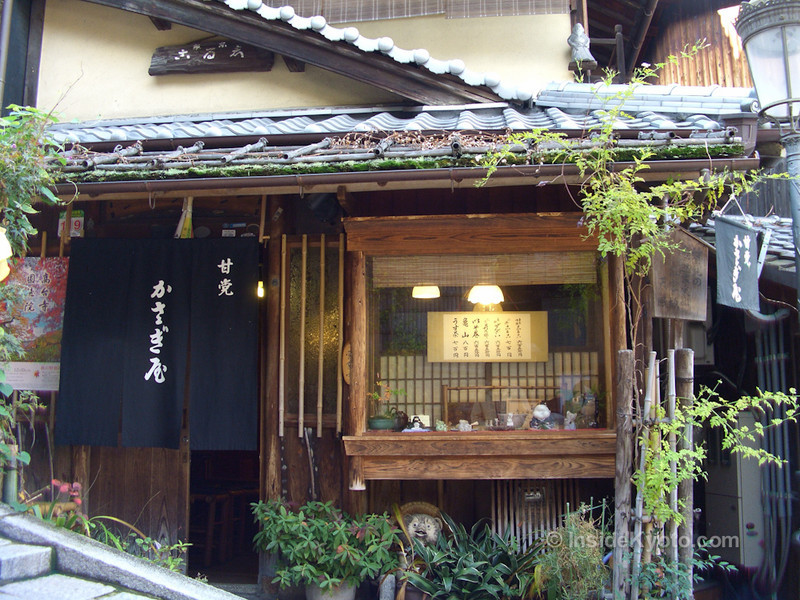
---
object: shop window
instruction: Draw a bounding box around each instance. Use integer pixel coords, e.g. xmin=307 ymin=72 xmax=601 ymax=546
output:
xmin=365 ymin=251 xmax=607 ymax=431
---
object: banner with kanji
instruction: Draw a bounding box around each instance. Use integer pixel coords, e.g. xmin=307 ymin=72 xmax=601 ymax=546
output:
xmin=57 ymin=239 xmax=258 ymax=449
xmin=716 ymin=216 xmax=760 ymax=311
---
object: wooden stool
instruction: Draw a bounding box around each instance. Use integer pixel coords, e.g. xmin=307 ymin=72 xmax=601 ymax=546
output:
xmin=190 ymin=491 xmax=231 ymax=568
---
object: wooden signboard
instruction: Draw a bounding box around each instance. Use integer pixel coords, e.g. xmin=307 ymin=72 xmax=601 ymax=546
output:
xmin=149 ymin=39 xmax=275 ymax=76
xmin=427 ymin=311 xmax=548 ymax=363
xmin=651 ymin=228 xmax=708 ymax=321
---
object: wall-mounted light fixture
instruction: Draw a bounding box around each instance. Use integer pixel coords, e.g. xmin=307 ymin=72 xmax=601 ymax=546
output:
xmin=467 ymin=284 xmax=504 ymax=305
xmin=257 ymin=280 xmax=265 ymax=298
xmin=412 ymin=285 xmax=440 ymax=299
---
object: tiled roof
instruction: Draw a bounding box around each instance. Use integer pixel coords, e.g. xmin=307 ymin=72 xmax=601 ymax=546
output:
xmin=48 ymin=84 xmax=758 ymax=146
xmin=216 ymin=0 xmax=535 ymax=102
xmin=688 ymin=215 xmax=797 ymax=289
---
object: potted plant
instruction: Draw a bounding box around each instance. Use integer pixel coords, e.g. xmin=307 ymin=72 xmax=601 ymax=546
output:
xmin=367 ymin=376 xmax=406 ymax=430
xmin=398 ymin=512 xmax=542 ymax=600
xmin=252 ymin=499 xmax=401 ymax=600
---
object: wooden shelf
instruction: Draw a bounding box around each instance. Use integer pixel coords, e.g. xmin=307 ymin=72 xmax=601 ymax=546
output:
xmin=343 ymin=429 xmax=616 ymax=481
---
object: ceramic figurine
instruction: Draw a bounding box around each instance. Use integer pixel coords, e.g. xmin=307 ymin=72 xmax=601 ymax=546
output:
xmin=564 ymin=411 xmax=577 ymax=430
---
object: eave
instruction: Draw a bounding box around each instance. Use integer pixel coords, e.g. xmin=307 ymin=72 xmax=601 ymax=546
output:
xmin=80 ymin=0 xmax=504 ymax=105
xmin=53 ymin=156 xmax=760 ymax=202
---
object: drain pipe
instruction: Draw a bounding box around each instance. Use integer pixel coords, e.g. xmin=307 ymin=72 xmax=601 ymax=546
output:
xmin=0 ymin=0 xmax=14 ymax=106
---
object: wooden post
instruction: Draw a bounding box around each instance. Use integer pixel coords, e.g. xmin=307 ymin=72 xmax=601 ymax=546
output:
xmin=613 ymin=349 xmax=634 ymax=599
xmin=263 ymin=197 xmax=285 ymax=501
xmin=345 ymin=251 xmax=368 ymax=512
xmin=676 ymin=348 xmax=695 ymax=586
xmin=347 ymin=251 xmax=367 ymax=439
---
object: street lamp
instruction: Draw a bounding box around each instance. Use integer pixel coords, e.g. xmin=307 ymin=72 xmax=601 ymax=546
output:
xmin=737 ymin=0 xmax=800 ymax=313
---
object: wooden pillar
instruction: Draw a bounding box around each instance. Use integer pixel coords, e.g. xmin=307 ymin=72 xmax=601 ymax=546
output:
xmin=613 ymin=349 xmax=634 ymax=598
xmin=344 ymin=251 xmax=367 ymax=513
xmin=608 ymin=254 xmax=627 ymax=426
xmin=262 ymin=196 xmax=285 ymax=501
xmin=676 ymin=348 xmax=695 ymax=586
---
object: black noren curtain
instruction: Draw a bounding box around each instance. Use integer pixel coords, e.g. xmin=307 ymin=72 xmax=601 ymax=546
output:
xmin=56 ymin=238 xmax=258 ymax=450
xmin=189 ymin=239 xmax=259 ymax=451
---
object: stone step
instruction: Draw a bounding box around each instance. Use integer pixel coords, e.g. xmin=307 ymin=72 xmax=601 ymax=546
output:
xmin=0 ymin=540 xmax=52 ymax=581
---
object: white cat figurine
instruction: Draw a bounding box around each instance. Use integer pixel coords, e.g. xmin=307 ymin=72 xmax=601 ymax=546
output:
xmin=564 ymin=411 xmax=577 ymax=430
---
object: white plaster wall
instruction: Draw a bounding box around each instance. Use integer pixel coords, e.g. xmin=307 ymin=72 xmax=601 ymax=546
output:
xmin=37 ymin=0 xmax=572 ymax=121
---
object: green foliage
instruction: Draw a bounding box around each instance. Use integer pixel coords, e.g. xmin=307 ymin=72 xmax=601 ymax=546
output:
xmin=536 ymin=505 xmax=609 ymax=600
xmin=0 ymin=105 xmax=65 ymax=472
xmin=0 ymin=105 xmax=64 ymax=255
xmin=0 ymin=389 xmax=38 ymax=467
xmin=477 ymin=42 xmax=781 ymax=281
xmin=24 ymin=481 xmax=189 ymax=572
xmin=400 ymin=512 xmax=542 ymax=600
xmin=634 ymin=544 xmax=736 ymax=600
xmin=251 ymin=499 xmax=401 ymax=590
xmin=635 ymin=386 xmax=798 ymax=529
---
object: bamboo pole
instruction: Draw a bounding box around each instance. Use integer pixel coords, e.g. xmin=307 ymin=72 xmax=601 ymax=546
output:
xmin=316 ymin=234 xmax=325 ymax=438
xmin=259 ymin=195 xmax=267 ymax=242
xmin=630 ymin=351 xmax=656 ymax=600
xmin=643 ymin=358 xmax=660 ymax=565
xmin=298 ymin=235 xmax=307 ymax=437
xmin=336 ymin=234 xmax=344 ymax=435
xmin=59 ymin=203 xmax=72 ymax=257
xmin=667 ymin=349 xmax=679 ymax=566
xmin=278 ymin=235 xmax=287 ymax=438
xmin=613 ymin=349 xmax=634 ymax=599
xmin=676 ymin=349 xmax=695 ymax=582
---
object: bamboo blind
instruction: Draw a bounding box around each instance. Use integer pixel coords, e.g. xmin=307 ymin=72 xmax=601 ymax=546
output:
xmin=264 ymin=0 xmax=567 ymax=22
xmin=372 ymin=252 xmax=597 ymax=288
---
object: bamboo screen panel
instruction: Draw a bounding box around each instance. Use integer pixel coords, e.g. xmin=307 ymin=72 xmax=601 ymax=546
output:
xmin=372 ymin=252 xmax=596 ymax=288
xmin=379 ymin=351 xmax=599 ymax=425
xmin=491 ymin=479 xmax=579 ymax=550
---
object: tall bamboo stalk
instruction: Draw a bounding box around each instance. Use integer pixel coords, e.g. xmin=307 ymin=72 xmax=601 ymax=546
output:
xmin=316 ymin=235 xmax=325 ymax=438
xmin=298 ymin=235 xmax=307 ymax=437
xmin=630 ymin=351 xmax=656 ymax=600
xmin=667 ymin=349 xmax=679 ymax=566
xmin=278 ymin=235 xmax=287 ymax=437
xmin=336 ymin=234 xmax=344 ymax=435
xmin=613 ymin=349 xmax=634 ymax=598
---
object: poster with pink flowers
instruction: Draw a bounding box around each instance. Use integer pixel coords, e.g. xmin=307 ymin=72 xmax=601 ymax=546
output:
xmin=0 ymin=257 xmax=69 ymax=391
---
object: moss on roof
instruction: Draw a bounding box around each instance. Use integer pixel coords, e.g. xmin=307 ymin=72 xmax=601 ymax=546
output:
xmin=55 ymin=143 xmax=745 ymax=184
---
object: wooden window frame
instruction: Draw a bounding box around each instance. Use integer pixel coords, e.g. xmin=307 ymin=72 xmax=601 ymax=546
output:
xmin=342 ymin=213 xmax=620 ymax=487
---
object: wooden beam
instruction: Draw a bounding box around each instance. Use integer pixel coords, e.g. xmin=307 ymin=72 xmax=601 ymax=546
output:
xmin=149 ymin=16 xmax=172 ymax=30
xmin=283 ymin=56 xmax=305 ymax=73
xmin=23 ymin=0 xmax=47 ymax=107
xmin=357 ymin=455 xmax=614 ymax=480
xmin=80 ymin=0 xmax=502 ymax=105
xmin=344 ymin=430 xmax=616 ymax=456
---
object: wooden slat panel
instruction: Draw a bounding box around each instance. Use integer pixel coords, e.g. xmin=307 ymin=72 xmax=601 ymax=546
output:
xmin=360 ymin=455 xmax=615 ymax=479
xmin=344 ymin=430 xmax=616 ymax=456
xmin=344 ymin=213 xmax=595 ymax=255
